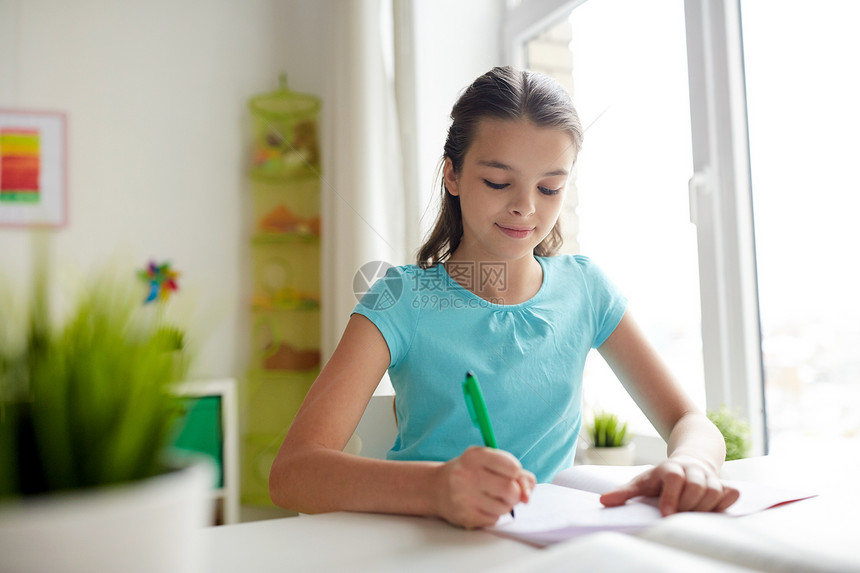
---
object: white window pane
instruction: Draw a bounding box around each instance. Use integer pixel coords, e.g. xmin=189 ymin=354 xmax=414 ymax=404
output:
xmin=741 ymin=0 xmax=860 ymax=454
xmin=566 ymin=0 xmax=704 ymax=434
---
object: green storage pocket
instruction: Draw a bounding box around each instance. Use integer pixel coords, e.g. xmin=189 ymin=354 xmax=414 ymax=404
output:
xmin=171 ymin=396 xmax=223 ymax=488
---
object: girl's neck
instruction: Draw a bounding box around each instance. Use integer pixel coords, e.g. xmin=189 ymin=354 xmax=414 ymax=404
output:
xmin=445 ymin=250 xmax=543 ymax=305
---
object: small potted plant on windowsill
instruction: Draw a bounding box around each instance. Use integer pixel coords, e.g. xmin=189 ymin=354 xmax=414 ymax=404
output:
xmin=0 ymin=258 xmax=212 ymax=572
xmin=583 ymin=410 xmax=636 ymax=465
xmin=708 ymin=406 xmax=752 ymax=461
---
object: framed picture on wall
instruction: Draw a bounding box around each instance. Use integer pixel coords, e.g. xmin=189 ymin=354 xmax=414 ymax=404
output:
xmin=0 ymin=109 xmax=67 ymax=228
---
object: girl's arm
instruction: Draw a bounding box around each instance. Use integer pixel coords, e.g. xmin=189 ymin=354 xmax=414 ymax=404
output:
xmin=595 ymin=311 xmax=740 ymax=516
xmin=268 ymin=314 xmax=534 ymax=529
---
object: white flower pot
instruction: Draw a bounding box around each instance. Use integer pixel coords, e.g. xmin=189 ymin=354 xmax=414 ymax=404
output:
xmin=0 ymin=459 xmax=214 ymax=573
xmin=583 ymin=443 xmax=636 ymax=466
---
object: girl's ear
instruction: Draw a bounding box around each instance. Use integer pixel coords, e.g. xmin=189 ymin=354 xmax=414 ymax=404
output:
xmin=443 ymin=157 xmax=459 ymax=197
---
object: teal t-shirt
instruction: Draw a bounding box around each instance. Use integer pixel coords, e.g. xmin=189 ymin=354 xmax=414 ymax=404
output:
xmin=351 ymin=254 xmax=627 ymax=483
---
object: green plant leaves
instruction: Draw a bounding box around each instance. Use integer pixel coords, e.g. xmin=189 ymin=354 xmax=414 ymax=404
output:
xmin=707 ymin=406 xmax=751 ymax=461
xmin=0 ymin=265 xmax=190 ymax=497
xmin=587 ymin=410 xmax=629 ymax=448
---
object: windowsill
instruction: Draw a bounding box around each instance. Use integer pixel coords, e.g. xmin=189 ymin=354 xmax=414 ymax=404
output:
xmin=576 ymin=429 xmax=667 ymax=467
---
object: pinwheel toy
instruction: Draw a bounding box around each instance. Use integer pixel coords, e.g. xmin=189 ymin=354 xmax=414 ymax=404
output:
xmin=138 ymin=260 xmax=180 ymax=304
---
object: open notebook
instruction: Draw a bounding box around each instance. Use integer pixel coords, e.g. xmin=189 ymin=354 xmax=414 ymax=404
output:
xmin=490 ymin=514 xmax=859 ymax=573
xmin=489 ymin=464 xmax=817 ymax=547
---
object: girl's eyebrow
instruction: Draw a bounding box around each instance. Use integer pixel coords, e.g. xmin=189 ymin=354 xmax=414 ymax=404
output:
xmin=478 ymin=159 xmax=513 ymax=171
xmin=477 ymin=159 xmax=569 ymax=177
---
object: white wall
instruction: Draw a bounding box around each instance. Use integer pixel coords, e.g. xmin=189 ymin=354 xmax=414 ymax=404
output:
xmin=0 ymin=0 xmax=328 ymax=380
xmin=411 ymin=0 xmax=503 ymax=243
xmin=0 ymin=0 xmax=502 ymax=380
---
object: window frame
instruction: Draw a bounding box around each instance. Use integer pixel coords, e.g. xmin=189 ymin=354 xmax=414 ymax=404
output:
xmin=684 ymin=0 xmax=765 ymax=455
xmin=502 ymin=0 xmax=588 ymax=67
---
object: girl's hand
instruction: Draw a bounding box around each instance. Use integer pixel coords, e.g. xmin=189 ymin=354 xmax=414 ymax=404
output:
xmin=433 ymin=446 xmax=536 ymax=529
xmin=599 ymin=456 xmax=740 ymax=516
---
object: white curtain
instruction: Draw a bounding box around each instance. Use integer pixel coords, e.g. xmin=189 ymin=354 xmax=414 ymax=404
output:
xmin=321 ymin=0 xmax=411 ymax=370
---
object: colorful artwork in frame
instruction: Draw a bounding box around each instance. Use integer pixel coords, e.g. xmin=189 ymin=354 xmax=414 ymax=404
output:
xmin=0 ymin=109 xmax=67 ymax=227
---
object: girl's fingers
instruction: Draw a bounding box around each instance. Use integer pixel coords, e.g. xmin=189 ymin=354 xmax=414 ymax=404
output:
xmin=451 ymin=446 xmax=533 ymax=524
xmin=475 ymin=447 xmax=525 ymax=479
xmin=656 ymin=467 xmax=687 ymax=516
xmin=517 ymin=472 xmax=536 ymax=503
xmin=675 ymin=465 xmax=708 ymax=512
xmin=714 ymin=485 xmax=741 ymax=512
xmin=479 ymin=469 xmax=524 ymax=508
xmin=600 ymin=460 xmax=741 ymax=516
xmin=469 ymin=447 xmax=536 ymax=506
xmin=695 ymin=473 xmax=728 ymax=512
xmin=600 ymin=468 xmax=668 ymax=508
xmin=599 ymin=481 xmax=644 ymax=507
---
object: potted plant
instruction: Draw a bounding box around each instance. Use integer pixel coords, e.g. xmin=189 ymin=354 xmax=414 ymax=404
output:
xmin=707 ymin=406 xmax=752 ymax=461
xmin=0 ymin=260 xmax=213 ymax=572
xmin=583 ymin=410 xmax=636 ymax=465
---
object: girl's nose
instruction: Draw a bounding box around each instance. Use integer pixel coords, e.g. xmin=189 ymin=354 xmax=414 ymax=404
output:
xmin=510 ymin=188 xmax=536 ymax=217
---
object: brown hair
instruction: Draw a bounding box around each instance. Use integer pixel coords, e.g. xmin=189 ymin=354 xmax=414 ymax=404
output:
xmin=416 ymin=66 xmax=584 ymax=268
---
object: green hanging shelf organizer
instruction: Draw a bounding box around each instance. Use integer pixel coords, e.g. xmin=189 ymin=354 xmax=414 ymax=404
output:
xmin=243 ymin=75 xmax=322 ymax=506
xmin=248 ymin=73 xmax=321 ymax=179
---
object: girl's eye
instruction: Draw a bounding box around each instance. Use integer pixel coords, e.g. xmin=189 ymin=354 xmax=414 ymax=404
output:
xmin=483 ymin=179 xmax=560 ymax=195
xmin=483 ymin=179 xmax=509 ymax=190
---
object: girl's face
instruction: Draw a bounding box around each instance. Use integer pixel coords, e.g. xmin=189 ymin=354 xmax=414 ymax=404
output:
xmin=444 ymin=119 xmax=576 ymax=262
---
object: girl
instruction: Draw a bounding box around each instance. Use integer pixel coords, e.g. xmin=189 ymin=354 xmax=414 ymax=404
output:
xmin=269 ymin=66 xmax=739 ymax=529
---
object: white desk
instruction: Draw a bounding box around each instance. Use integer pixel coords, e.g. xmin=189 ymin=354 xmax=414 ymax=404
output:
xmin=200 ymin=455 xmax=860 ymax=572
xmin=202 ymin=511 xmax=534 ymax=573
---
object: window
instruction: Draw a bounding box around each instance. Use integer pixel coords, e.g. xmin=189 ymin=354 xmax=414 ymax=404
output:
xmin=509 ymin=0 xmax=767 ymax=454
xmin=573 ymin=2 xmax=704 ymax=436
xmin=741 ymin=0 xmax=860 ymax=454
xmin=511 ymin=0 xmax=860 ymax=459
xmin=518 ymin=1 xmax=705 ymax=437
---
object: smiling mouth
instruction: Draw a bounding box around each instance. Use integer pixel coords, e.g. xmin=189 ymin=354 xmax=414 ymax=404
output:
xmin=496 ymin=224 xmax=535 ymax=239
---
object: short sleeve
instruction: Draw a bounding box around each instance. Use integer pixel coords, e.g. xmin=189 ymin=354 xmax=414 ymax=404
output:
xmin=350 ymin=265 xmax=420 ymax=368
xmin=573 ymin=255 xmax=628 ymax=348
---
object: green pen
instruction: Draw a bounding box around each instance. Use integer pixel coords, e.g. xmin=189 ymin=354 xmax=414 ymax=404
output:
xmin=463 ymin=370 xmax=514 ymax=518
